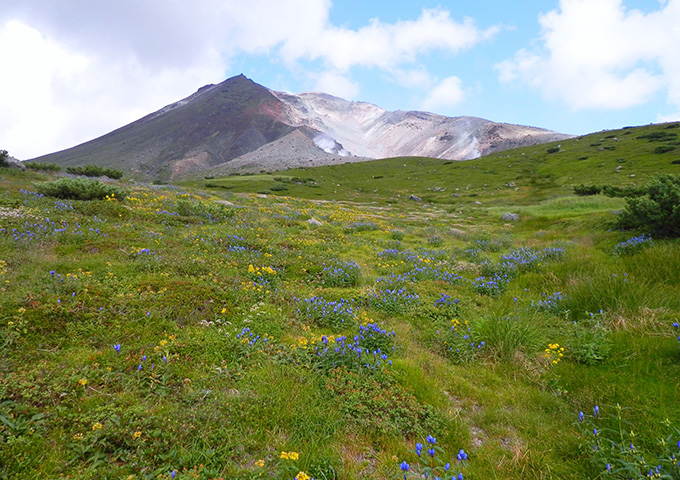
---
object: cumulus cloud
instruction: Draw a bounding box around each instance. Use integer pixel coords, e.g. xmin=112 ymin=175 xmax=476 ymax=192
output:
xmin=312 ymin=71 xmax=361 ymax=99
xmin=0 ymin=0 xmax=496 ymax=158
xmin=496 ymin=0 xmax=680 ymax=111
xmin=422 ymin=76 xmax=465 ymax=112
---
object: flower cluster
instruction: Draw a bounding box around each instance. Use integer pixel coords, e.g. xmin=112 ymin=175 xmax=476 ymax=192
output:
xmin=531 ymin=291 xmax=566 ymax=314
xmin=543 ymin=343 xmax=565 ymax=365
xmin=297 ymin=296 xmax=357 ymax=328
xmin=613 ymin=234 xmax=653 ymax=256
xmin=320 ymin=259 xmax=361 ymax=287
xmin=398 ymin=434 xmax=468 ymax=480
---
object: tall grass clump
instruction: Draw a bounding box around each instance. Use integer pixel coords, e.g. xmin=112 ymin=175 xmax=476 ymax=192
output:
xmin=472 ymin=315 xmax=544 ymax=362
xmin=25 ymin=162 xmax=62 ymax=172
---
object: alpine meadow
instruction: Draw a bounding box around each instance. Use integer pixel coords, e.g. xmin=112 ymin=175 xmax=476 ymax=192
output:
xmin=2 ymin=121 xmax=680 ymax=480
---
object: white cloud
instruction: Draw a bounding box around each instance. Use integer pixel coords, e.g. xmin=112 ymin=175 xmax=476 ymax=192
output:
xmin=497 ymin=0 xmax=680 ymax=111
xmin=312 ymin=72 xmax=360 ymax=99
xmin=422 ymin=76 xmax=465 ymax=112
xmin=0 ymin=1 xmax=497 ymax=158
xmin=287 ymin=9 xmax=497 ymax=72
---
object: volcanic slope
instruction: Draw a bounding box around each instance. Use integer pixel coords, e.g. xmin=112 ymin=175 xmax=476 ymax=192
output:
xmin=30 ymin=74 xmax=570 ymax=180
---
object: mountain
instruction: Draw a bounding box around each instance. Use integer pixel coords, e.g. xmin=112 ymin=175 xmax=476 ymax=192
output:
xmin=29 ymin=74 xmax=570 ymax=180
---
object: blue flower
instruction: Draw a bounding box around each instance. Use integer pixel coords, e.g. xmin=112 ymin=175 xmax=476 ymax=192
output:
xmin=457 ymin=473 xmax=464 ymax=480
xmin=113 ymin=343 xmax=121 ymax=352
xmin=428 ymin=447 xmax=435 ymax=457
xmin=457 ymin=449 xmax=467 ymax=461
xmin=171 ymin=470 xmax=175 ymax=479
xmin=594 ymin=405 xmax=599 ymax=417
xmin=444 ymin=462 xmax=450 ymax=471
xmin=399 ymin=461 xmax=409 ymax=472
xmin=426 ymin=435 xmax=436 ymax=444
xmin=579 ymin=411 xmax=584 ymax=422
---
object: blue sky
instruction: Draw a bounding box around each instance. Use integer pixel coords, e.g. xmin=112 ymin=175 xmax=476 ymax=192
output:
xmin=1 ymin=0 xmax=679 ymax=159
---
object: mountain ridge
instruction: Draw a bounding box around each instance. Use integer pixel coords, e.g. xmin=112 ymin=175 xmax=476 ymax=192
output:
xmin=29 ymin=74 xmax=571 ymax=180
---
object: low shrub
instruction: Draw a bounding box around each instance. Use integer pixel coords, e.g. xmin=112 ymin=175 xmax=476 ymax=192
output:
xmin=66 ymin=165 xmax=124 ymax=179
xmin=573 ymin=184 xmax=602 ymax=196
xmin=25 ymin=162 xmax=62 ymax=172
xmin=617 ymin=173 xmax=680 ymax=237
xmin=34 ymin=177 xmax=128 ymax=201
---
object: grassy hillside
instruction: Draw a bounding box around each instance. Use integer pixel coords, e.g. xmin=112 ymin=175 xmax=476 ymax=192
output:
xmin=188 ymin=122 xmax=680 ymax=206
xmin=1 ymin=123 xmax=679 ymax=480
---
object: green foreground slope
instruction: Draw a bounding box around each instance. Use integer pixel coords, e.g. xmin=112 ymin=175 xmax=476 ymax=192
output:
xmin=1 ymin=122 xmax=679 ymax=480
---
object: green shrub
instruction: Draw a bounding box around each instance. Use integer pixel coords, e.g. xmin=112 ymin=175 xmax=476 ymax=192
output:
xmin=546 ymin=146 xmax=560 ymax=154
xmin=0 ymin=149 xmax=8 ymax=167
xmin=65 ymin=165 xmax=124 ymax=179
xmin=654 ymin=145 xmax=676 ymax=154
xmin=25 ymin=162 xmax=62 ymax=172
xmin=617 ymin=173 xmax=680 ymax=237
xmin=573 ymin=184 xmax=602 ymax=196
xmin=601 ymin=185 xmax=647 ymax=198
xmin=34 ymin=177 xmax=128 ymax=200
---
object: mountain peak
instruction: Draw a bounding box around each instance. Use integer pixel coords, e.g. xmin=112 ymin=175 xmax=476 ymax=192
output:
xmin=29 ymin=77 xmax=570 ymax=180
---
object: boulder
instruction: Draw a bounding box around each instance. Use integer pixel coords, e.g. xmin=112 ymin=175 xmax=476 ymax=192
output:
xmin=1 ymin=156 xmax=26 ymax=171
xmin=501 ymin=213 xmax=520 ymax=222
xmin=409 ymin=194 xmax=422 ymax=202
xmin=308 ymin=217 xmax=323 ymax=226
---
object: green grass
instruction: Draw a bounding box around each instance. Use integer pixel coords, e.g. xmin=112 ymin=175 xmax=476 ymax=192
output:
xmin=1 ymin=122 xmax=680 ymax=480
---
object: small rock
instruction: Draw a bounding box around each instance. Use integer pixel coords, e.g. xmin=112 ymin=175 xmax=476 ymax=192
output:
xmin=307 ymin=217 xmax=323 ymax=226
xmin=474 ymin=201 xmax=482 ymax=205
xmin=501 ymin=213 xmax=520 ymax=221
xmin=507 ymin=182 xmax=515 ymax=187
xmin=215 ymin=200 xmax=235 ymax=206
xmin=409 ymin=194 xmax=422 ymax=202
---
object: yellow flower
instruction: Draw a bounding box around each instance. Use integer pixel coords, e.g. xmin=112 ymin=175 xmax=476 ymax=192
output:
xmin=72 ymin=432 xmax=84 ymax=440
xmin=78 ymin=378 xmax=88 ymax=386
xmin=295 ymin=472 xmax=310 ymax=480
xmin=255 ymin=459 xmax=264 ymax=468
xmin=280 ymin=451 xmax=289 ymax=459
xmin=92 ymin=422 xmax=103 ymax=431
xmin=288 ymin=452 xmax=300 ymax=461
xmin=133 ymin=431 xmax=142 ymax=439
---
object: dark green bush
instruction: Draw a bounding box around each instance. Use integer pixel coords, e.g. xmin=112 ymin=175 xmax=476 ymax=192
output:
xmin=618 ymin=173 xmax=680 ymax=237
xmin=546 ymin=146 xmax=560 ymax=154
xmin=65 ymin=165 xmax=124 ymax=179
xmin=573 ymin=184 xmax=602 ymax=196
xmin=34 ymin=177 xmax=128 ymax=200
xmin=25 ymin=162 xmax=62 ymax=172
xmin=654 ymin=145 xmax=676 ymax=154
xmin=601 ymin=185 xmax=647 ymax=198
xmin=0 ymin=149 xmax=8 ymax=167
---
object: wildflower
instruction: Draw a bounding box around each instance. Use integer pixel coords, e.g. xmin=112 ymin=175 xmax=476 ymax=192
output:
xmin=594 ymin=405 xmax=599 ymax=417
xmin=255 ymin=459 xmax=264 ymax=468
xmin=428 ymin=447 xmax=436 ymax=457
xmin=113 ymin=343 xmax=121 ymax=352
xmin=133 ymin=431 xmax=142 ymax=439
xmin=457 ymin=449 xmax=467 ymax=461
xmin=91 ymin=422 xmax=102 ymax=431
xmin=400 ymin=461 xmax=410 ymax=472
xmin=171 ymin=470 xmax=175 ymax=478
xmin=426 ymin=434 xmax=436 ymax=444
xmin=444 ymin=462 xmax=450 ymax=471
xmin=458 ymin=474 xmax=464 ymax=480
xmin=78 ymin=378 xmax=88 ymax=386
xmin=295 ymin=472 xmax=310 ymax=480
xmin=72 ymin=432 xmax=84 ymax=440
xmin=579 ymin=411 xmax=584 ymax=422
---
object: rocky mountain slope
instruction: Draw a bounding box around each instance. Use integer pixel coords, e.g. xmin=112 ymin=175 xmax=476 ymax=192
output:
xmin=29 ymin=75 xmax=570 ymax=180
